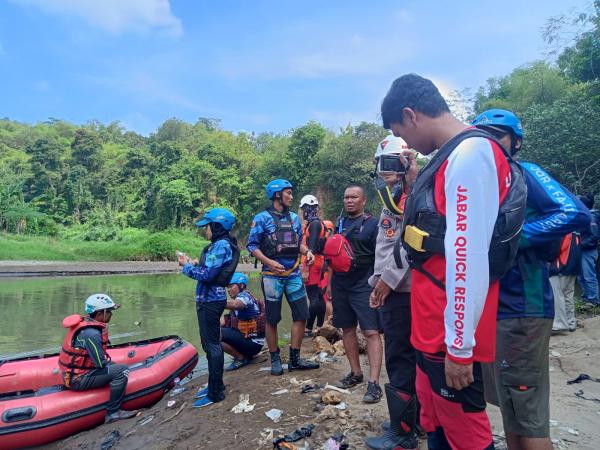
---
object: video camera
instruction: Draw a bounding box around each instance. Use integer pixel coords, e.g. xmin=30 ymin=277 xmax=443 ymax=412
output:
xmin=378 ymin=154 xmax=408 ymax=174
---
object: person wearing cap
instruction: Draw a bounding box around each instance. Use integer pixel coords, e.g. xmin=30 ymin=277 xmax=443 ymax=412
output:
xmin=299 ymin=194 xmax=327 ymax=335
xmin=58 ymin=294 xmax=137 ymax=424
xmin=247 ymin=179 xmax=320 ymax=376
xmin=179 ymin=207 xmax=239 ymax=409
xmin=220 ymin=272 xmax=266 ymax=371
xmin=472 ymin=109 xmax=589 ymax=450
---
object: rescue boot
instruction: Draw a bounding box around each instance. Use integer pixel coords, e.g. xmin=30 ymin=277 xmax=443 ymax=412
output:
xmin=270 ymin=349 xmax=284 ymax=376
xmin=288 ymin=347 xmax=319 ymax=371
xmin=364 ymin=384 xmax=418 ymax=450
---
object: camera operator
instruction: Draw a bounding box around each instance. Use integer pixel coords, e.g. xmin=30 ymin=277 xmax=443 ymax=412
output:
xmin=365 ymin=135 xmax=419 ymax=450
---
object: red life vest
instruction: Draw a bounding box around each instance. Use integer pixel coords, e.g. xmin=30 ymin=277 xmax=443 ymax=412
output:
xmin=302 ymin=219 xmax=326 ymax=284
xmin=58 ymin=315 xmax=109 ymax=387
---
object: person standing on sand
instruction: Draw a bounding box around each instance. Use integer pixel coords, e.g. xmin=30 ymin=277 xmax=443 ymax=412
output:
xmin=247 ymin=179 xmax=319 ymax=376
xmin=329 ymin=184 xmax=383 ymax=404
xmin=179 ymin=207 xmax=239 ymax=409
xmin=365 ymin=135 xmax=419 ymax=450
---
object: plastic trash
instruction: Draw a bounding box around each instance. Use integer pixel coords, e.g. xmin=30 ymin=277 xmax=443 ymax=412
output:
xmin=322 ymin=432 xmax=348 ymax=450
xmin=566 ymin=373 xmax=600 ymax=384
xmin=265 ymin=408 xmax=283 ymax=422
xmin=167 ymin=400 xmax=176 ymax=408
xmin=271 ymin=389 xmax=289 ymax=395
xmin=301 ymin=383 xmax=324 ymax=394
xmin=231 ymin=394 xmax=255 ymax=413
xmin=273 ymin=424 xmax=315 ymax=445
xmin=138 ymin=415 xmax=154 ymax=426
xmin=100 ymin=430 xmax=120 ymax=450
xmin=170 ymin=387 xmax=186 ymax=397
xmin=334 ymin=402 xmax=347 ymax=410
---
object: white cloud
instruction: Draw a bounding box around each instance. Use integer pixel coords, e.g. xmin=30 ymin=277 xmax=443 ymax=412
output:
xmin=15 ymin=0 xmax=182 ymax=37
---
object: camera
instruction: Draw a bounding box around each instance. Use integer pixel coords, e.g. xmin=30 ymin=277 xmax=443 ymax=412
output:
xmin=378 ymin=154 xmax=408 ymax=174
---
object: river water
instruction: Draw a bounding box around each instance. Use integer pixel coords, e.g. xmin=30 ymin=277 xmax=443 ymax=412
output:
xmin=0 ymin=273 xmax=289 ymax=359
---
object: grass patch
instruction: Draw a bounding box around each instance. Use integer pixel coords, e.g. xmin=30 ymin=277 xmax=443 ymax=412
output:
xmin=0 ymin=230 xmax=209 ymax=262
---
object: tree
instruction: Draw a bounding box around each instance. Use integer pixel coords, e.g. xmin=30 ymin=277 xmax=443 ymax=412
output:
xmin=71 ymin=128 xmax=102 ymax=172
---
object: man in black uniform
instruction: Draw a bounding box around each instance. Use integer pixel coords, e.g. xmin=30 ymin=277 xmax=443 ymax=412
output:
xmin=329 ymin=184 xmax=383 ymax=403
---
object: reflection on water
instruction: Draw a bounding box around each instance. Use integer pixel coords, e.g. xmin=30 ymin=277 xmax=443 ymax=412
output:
xmin=0 ymin=272 xmax=290 ymax=359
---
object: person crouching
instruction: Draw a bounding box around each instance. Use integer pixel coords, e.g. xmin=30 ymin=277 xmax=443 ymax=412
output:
xmin=221 ymin=272 xmax=266 ymax=371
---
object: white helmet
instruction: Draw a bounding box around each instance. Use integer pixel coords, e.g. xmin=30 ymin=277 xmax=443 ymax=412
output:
xmin=375 ymin=134 xmax=409 ymax=158
xmin=300 ymin=194 xmax=319 ymax=207
xmin=85 ymin=293 xmax=120 ymax=314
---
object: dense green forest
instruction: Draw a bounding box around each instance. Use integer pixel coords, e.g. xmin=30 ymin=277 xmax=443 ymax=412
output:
xmin=1 ymin=3 xmax=599 ymax=260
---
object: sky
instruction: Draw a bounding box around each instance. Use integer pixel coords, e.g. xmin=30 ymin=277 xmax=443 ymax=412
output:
xmin=0 ymin=0 xmax=590 ymax=136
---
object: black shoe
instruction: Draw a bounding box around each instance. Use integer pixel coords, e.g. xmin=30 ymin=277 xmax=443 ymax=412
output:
xmin=105 ymin=409 xmax=137 ymax=423
xmin=365 ymin=429 xmax=418 ymax=450
xmin=334 ymin=371 xmax=364 ymax=389
xmin=288 ymin=347 xmax=319 ymax=371
xmin=270 ymin=349 xmax=284 ymax=376
xmin=363 ymin=381 xmax=383 ymax=403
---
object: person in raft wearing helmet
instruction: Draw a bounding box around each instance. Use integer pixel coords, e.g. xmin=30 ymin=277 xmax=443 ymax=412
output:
xmin=221 ymin=272 xmax=266 ymax=371
xmin=381 ymin=74 xmax=529 ymax=449
xmin=473 ymin=109 xmax=590 ymax=450
xmin=179 ymin=207 xmax=240 ymax=409
xmin=58 ymin=294 xmax=137 ymax=423
xmin=247 ymin=179 xmax=320 ymax=375
xmin=365 ymin=134 xmax=419 ymax=450
xmin=299 ymin=194 xmax=327 ymax=335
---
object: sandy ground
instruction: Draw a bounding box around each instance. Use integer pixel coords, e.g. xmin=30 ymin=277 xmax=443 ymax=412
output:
xmin=0 ymin=261 xmax=257 ymax=277
xmin=43 ymin=315 xmax=600 ymax=450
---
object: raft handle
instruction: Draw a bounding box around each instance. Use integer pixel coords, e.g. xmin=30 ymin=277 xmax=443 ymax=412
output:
xmin=2 ymin=406 xmax=37 ymax=423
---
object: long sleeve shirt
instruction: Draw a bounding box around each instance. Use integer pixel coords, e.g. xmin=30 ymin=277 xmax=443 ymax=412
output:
xmin=182 ymin=238 xmax=233 ymax=302
xmin=74 ymin=327 xmax=108 ymax=369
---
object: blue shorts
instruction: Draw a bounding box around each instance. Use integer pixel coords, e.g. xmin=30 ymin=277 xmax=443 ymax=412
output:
xmin=261 ymin=274 xmax=309 ymax=324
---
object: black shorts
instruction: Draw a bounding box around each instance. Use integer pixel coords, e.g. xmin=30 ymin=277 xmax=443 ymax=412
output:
xmin=331 ymin=268 xmax=381 ymax=331
xmin=221 ymin=327 xmax=263 ymax=358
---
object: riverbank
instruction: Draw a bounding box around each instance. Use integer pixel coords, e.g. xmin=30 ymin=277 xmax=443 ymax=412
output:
xmin=0 ymin=261 xmax=258 ymax=277
xmin=47 ymin=316 xmax=600 ymax=450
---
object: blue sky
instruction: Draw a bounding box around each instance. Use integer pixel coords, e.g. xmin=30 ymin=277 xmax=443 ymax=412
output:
xmin=0 ymin=0 xmax=589 ymax=135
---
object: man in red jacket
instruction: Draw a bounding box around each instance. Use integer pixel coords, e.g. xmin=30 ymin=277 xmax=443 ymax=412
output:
xmin=380 ymin=74 xmax=525 ymax=449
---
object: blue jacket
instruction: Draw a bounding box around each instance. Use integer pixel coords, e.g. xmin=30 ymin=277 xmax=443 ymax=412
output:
xmin=498 ymin=162 xmax=590 ymax=319
xmin=182 ymin=238 xmax=233 ymax=302
xmin=247 ymin=209 xmax=303 ymax=277
xmin=232 ymin=290 xmax=261 ymax=321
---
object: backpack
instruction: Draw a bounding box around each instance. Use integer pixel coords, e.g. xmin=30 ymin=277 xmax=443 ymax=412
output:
xmin=549 ymin=232 xmax=582 ymax=276
xmin=323 ymin=214 xmax=370 ymax=273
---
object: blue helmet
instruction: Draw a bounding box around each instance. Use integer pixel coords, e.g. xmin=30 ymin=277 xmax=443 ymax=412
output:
xmin=229 ymin=272 xmax=248 ymax=286
xmin=266 ymin=179 xmax=293 ymax=200
xmin=472 ymin=109 xmax=524 ymax=138
xmin=195 ymin=207 xmax=236 ymax=231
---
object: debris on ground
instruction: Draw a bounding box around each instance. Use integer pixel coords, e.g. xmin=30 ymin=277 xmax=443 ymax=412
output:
xmin=312 ymin=323 xmax=342 ymax=342
xmin=301 ymin=383 xmax=324 ymax=394
xmin=167 ymin=400 xmax=176 ymax=408
xmin=99 ymin=430 xmax=120 ymax=450
xmin=317 ymin=352 xmax=338 ymax=363
xmin=157 ymin=402 xmax=186 ymax=425
xmin=271 ymin=389 xmax=289 ymax=395
xmin=574 ymin=389 xmax=600 ymax=403
xmin=567 ymin=373 xmax=600 ymax=384
xmin=231 ymin=394 xmax=256 ymax=413
xmin=258 ymin=429 xmax=275 ymax=447
xmin=313 ymin=336 xmax=335 ymax=355
xmin=333 ymin=341 xmax=345 ymax=356
xmin=138 ymin=415 xmax=154 ymax=426
xmin=322 ymin=432 xmax=348 ymax=450
xmin=321 ymin=391 xmax=342 ymax=405
xmin=315 ymin=405 xmax=350 ymax=423
xmin=266 ymin=408 xmax=284 ymax=423
xmin=323 ymin=384 xmax=350 ymax=394
xmin=273 ymin=424 xmax=315 ymax=446
xmin=169 ymin=386 xmax=185 ymax=397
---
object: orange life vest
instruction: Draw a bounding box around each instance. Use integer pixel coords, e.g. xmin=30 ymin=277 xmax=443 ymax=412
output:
xmin=58 ymin=315 xmax=109 ymax=387
xmin=226 ymin=297 xmax=266 ymax=339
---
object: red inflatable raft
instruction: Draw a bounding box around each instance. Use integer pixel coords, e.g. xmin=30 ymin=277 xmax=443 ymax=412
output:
xmin=0 ymin=335 xmax=198 ymax=449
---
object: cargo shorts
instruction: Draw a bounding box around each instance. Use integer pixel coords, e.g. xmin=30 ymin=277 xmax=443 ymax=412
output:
xmin=261 ymin=273 xmax=309 ymax=325
xmin=485 ymin=317 xmax=552 ymax=438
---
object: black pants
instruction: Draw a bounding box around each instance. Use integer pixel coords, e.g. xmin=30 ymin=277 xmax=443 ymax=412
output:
xmin=70 ymin=363 xmax=129 ymax=414
xmin=306 ymin=284 xmax=326 ymax=330
xmin=221 ymin=327 xmax=263 ymax=358
xmin=382 ymin=291 xmax=415 ymax=394
xmin=197 ymin=301 xmax=226 ymax=402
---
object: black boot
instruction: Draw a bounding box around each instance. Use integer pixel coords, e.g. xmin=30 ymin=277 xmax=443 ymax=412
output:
xmin=365 ymin=384 xmax=418 ymax=450
xmin=270 ymin=349 xmax=284 ymax=376
xmin=288 ymin=347 xmax=319 ymax=371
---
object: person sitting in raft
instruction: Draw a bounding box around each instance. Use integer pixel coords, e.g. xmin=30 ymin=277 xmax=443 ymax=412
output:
xmin=221 ymin=272 xmax=266 ymax=371
xmin=58 ymin=294 xmax=138 ymax=424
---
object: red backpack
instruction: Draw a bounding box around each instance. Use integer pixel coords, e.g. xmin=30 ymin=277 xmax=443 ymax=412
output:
xmin=323 ymin=215 xmax=370 ymax=273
